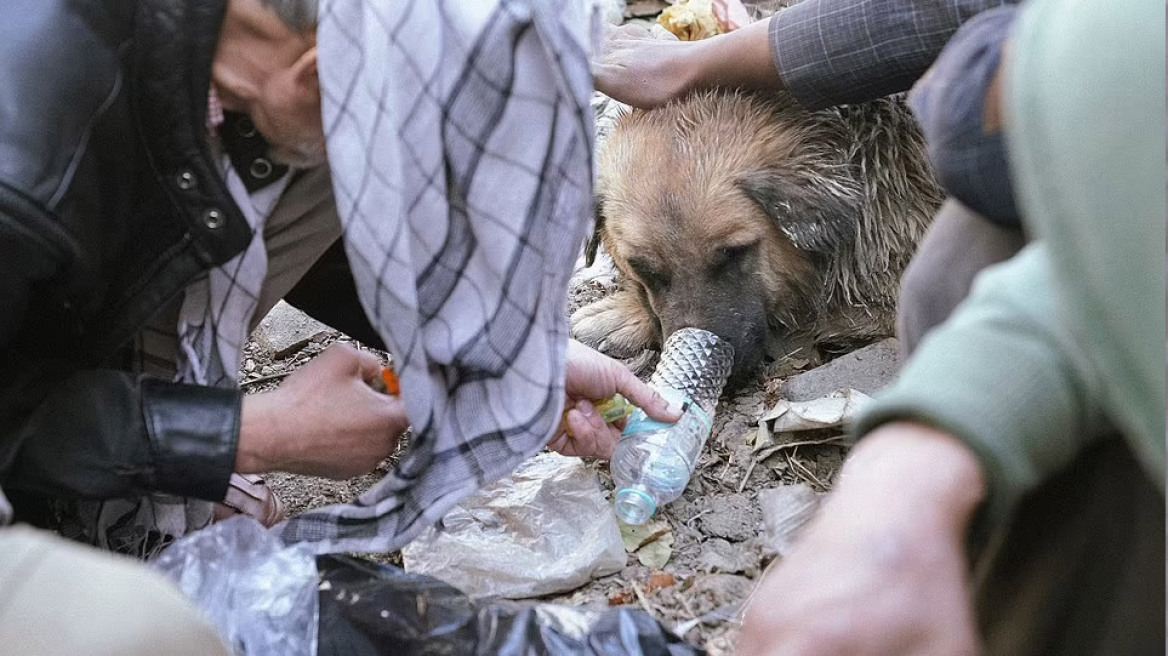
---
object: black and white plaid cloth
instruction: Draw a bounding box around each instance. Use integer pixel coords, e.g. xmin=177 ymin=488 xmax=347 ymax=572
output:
xmin=278 ymin=0 xmax=599 ymax=553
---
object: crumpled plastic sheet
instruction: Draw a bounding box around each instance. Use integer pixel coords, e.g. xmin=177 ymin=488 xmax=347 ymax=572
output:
xmin=317 ymin=555 xmax=704 ymax=656
xmin=154 ymin=517 xmax=319 ymax=656
xmin=402 ymin=453 xmax=627 ymax=599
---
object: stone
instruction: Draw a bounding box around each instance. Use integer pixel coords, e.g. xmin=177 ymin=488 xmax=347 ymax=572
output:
xmin=781 ymin=338 xmax=901 ymax=401
xmin=253 ymin=301 xmax=331 ymax=359
xmin=698 ymin=538 xmax=758 ymax=575
xmin=697 ymin=493 xmax=760 ymax=542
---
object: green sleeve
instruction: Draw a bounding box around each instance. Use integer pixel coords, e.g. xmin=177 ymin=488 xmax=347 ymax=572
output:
xmin=852 ymin=245 xmax=1108 ymax=537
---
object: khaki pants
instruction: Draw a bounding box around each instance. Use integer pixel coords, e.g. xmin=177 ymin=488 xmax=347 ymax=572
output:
xmin=897 ymin=200 xmax=1165 ymax=654
xmin=0 ymin=525 xmax=228 ymax=656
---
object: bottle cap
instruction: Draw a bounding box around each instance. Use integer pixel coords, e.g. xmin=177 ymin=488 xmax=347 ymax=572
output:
xmin=614 ymin=488 xmax=657 ymax=525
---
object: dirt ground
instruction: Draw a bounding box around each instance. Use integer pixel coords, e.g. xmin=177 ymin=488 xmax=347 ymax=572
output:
xmin=254 ymin=282 xmax=852 ymax=654
xmin=256 ymin=6 xmax=860 ymax=652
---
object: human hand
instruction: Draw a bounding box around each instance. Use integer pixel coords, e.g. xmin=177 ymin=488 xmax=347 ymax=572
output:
xmin=593 ymin=23 xmax=697 ymax=109
xmin=737 ymin=423 xmax=986 ymax=656
xmin=237 ymin=344 xmax=409 ymax=479
xmin=593 ymin=18 xmax=783 ymax=109
xmin=546 ymin=340 xmax=682 ymax=459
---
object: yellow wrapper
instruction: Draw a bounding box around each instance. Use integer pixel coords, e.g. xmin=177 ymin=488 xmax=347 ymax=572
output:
xmin=657 ymin=0 xmax=721 ymax=41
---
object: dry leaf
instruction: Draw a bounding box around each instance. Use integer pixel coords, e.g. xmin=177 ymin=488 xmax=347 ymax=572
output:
xmin=637 ymin=531 xmax=675 ymax=569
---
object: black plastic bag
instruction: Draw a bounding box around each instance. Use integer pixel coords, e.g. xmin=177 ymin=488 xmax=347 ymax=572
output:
xmin=317 ymin=556 xmax=705 ymax=656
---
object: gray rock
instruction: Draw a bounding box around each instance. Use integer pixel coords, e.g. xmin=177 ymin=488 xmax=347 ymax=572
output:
xmin=253 ymin=301 xmax=331 ymax=359
xmin=781 ymin=338 xmax=901 ymax=401
xmin=698 ymin=538 xmax=758 ymax=575
xmin=697 ymin=494 xmax=760 ymax=542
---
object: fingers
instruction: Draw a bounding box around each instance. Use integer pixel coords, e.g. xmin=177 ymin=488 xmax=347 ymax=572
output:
xmin=317 ymin=343 xmax=385 ymax=384
xmin=351 ymin=347 xmax=387 ymax=383
xmin=614 ymin=369 xmax=683 ymax=423
xmin=552 ymin=401 xmax=620 ymax=460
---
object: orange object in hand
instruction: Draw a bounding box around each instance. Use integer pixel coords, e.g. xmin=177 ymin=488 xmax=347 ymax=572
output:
xmin=372 ymin=367 xmax=401 ymax=395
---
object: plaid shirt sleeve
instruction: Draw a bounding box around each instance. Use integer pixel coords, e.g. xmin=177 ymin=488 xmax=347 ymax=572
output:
xmin=769 ymin=0 xmax=1016 ymax=110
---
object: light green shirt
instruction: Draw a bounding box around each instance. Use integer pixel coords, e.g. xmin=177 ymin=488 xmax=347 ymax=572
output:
xmin=855 ymin=0 xmax=1165 ymax=530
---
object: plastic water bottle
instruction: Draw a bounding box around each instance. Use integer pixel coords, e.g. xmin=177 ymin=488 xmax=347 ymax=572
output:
xmin=611 ymin=328 xmax=734 ymax=525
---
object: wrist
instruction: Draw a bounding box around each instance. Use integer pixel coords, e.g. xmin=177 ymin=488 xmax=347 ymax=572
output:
xmin=237 ymin=392 xmax=284 ymax=474
xmin=836 ymin=423 xmax=986 ymax=540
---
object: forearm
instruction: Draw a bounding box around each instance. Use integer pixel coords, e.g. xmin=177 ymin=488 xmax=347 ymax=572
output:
xmin=687 ymin=18 xmax=783 ymax=94
xmin=853 ymin=246 xmax=1107 ymax=536
xmin=770 ymin=0 xmax=1016 ymax=110
xmin=3 ymin=366 xmax=238 ymax=502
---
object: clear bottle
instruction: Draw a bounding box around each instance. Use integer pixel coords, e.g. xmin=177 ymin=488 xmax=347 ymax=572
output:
xmin=611 ymin=329 xmax=734 ymax=525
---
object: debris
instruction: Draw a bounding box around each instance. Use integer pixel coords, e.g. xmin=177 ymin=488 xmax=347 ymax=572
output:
xmin=755 ymin=388 xmax=872 ymax=450
xmin=658 ymin=0 xmax=720 ymax=40
xmin=638 ymin=531 xmax=675 ymax=569
xmin=711 ymin=0 xmax=752 ymax=31
xmin=401 ymin=453 xmax=625 ymax=599
xmin=624 ymin=0 xmax=669 ymax=18
xmin=758 ymin=484 xmax=822 ymax=557
xmin=620 ymin=518 xmax=676 ymax=568
xmin=780 ymin=338 xmax=901 ymax=401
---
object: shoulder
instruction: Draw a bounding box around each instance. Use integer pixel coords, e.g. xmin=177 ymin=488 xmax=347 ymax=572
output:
xmin=0 ymin=0 xmax=135 ymax=205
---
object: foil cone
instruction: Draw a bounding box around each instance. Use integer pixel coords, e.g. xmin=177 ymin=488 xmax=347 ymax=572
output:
xmin=648 ymin=328 xmax=734 ymax=416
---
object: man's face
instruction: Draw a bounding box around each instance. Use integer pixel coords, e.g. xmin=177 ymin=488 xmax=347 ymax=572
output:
xmin=250 ymin=54 xmax=326 ymax=168
xmin=212 ymin=0 xmax=327 ymax=168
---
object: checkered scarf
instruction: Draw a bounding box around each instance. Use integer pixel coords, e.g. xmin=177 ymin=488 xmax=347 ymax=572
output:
xmin=277 ymin=0 xmax=599 ymax=553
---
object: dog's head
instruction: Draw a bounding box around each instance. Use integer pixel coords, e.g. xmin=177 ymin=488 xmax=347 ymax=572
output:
xmin=596 ymin=91 xmax=863 ymax=383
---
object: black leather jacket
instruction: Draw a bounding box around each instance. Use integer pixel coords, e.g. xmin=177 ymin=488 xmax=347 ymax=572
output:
xmin=0 ymin=0 xmax=250 ymax=506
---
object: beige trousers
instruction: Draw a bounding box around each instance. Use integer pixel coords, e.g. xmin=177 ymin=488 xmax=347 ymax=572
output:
xmin=0 ymin=525 xmax=228 ymax=656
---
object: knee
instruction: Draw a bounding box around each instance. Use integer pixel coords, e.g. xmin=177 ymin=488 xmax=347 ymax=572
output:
xmin=0 ymin=526 xmax=228 ymax=656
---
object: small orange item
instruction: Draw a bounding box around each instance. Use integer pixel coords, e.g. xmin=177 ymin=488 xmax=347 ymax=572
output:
xmin=382 ymin=368 xmax=400 ymax=395
xmin=372 ymin=367 xmax=401 ymax=396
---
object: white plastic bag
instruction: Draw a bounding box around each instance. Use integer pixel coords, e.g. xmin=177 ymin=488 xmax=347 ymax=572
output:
xmin=403 ymin=453 xmax=627 ymax=599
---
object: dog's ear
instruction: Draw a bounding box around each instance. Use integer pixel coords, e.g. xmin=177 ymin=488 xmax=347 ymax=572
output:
xmin=584 ymin=198 xmax=605 ymax=267
xmin=738 ymin=167 xmax=862 ymax=255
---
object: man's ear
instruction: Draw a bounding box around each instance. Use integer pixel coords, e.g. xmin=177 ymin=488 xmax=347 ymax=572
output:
xmin=737 ymin=167 xmax=862 ymax=255
xmin=291 ymin=47 xmax=319 ymax=90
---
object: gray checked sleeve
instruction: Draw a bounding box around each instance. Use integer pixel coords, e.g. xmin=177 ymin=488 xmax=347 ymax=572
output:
xmin=769 ymin=0 xmax=1015 ymax=110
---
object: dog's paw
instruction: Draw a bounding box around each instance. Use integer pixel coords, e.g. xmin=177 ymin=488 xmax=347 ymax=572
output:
xmin=571 ymin=291 xmax=658 ymax=358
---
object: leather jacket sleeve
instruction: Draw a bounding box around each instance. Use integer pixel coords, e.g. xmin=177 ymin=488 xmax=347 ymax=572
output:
xmin=0 ymin=359 xmax=240 ymax=503
xmin=0 ymin=212 xmax=239 ymax=504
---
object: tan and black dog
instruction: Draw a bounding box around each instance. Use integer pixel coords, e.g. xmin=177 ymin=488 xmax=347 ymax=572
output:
xmin=572 ymin=90 xmax=943 ymax=383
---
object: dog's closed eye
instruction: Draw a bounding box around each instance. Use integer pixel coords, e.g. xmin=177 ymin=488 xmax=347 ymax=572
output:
xmin=627 ymin=256 xmax=671 ymax=291
xmin=709 ymin=242 xmax=757 ymax=276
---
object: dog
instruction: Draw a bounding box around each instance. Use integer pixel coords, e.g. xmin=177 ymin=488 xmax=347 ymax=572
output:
xmin=571 ymin=90 xmax=943 ymax=384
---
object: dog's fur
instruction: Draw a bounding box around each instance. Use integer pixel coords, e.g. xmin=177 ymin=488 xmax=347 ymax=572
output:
xmin=572 ymin=90 xmax=943 ymax=382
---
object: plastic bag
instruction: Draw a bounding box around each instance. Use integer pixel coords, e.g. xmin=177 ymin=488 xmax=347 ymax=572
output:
xmin=402 ymin=453 xmax=627 ymax=599
xmin=317 ymin=555 xmax=704 ymax=656
xmin=154 ymin=517 xmax=319 ymax=656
